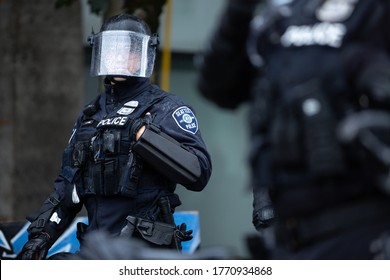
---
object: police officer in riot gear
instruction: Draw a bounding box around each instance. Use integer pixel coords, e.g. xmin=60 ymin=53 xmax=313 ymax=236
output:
xmin=197 ymin=0 xmax=390 ymax=259
xmin=19 ymin=13 xmax=212 ymax=260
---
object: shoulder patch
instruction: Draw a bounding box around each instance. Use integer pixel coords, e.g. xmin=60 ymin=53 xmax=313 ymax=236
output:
xmin=172 ymin=106 xmax=198 ymax=134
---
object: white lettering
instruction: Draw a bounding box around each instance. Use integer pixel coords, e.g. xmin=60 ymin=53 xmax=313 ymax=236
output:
xmin=186 ymin=123 xmax=196 ymax=129
xmin=280 ymin=22 xmax=346 ymax=48
xmin=119 ymin=116 xmax=127 ymax=125
xmin=175 ymin=107 xmax=190 ymax=117
xmin=97 ymin=116 xmax=128 ymax=127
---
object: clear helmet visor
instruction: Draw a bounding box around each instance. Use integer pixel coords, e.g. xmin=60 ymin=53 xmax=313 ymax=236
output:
xmin=90 ymin=30 xmax=156 ymax=78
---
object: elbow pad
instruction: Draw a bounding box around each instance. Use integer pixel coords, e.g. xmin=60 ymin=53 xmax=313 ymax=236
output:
xmin=132 ymin=125 xmax=201 ymax=185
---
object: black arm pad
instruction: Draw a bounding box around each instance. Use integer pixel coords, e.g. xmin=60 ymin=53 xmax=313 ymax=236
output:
xmin=26 ymin=192 xmax=61 ymax=239
xmin=132 ymin=126 xmax=201 ymax=185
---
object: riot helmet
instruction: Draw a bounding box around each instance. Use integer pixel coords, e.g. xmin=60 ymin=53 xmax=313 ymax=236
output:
xmin=89 ymin=14 xmax=159 ymax=78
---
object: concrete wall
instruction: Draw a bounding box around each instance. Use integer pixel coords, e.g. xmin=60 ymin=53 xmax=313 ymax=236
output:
xmin=0 ymin=0 xmax=84 ymax=220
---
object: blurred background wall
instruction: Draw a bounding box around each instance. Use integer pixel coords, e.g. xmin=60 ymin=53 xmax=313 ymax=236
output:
xmin=0 ymin=0 xmax=84 ymax=220
xmin=0 ymin=0 xmax=256 ymax=258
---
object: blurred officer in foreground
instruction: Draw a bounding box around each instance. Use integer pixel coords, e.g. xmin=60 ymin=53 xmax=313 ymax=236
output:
xmin=197 ymin=0 xmax=390 ymax=259
xmin=57 ymin=230 xmax=234 ymax=260
xmin=19 ymin=13 xmax=212 ymax=259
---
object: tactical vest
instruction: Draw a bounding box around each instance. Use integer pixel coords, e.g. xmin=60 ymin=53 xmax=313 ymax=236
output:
xmin=248 ymin=0 xmax=387 ymax=186
xmin=70 ymin=89 xmax=164 ymax=197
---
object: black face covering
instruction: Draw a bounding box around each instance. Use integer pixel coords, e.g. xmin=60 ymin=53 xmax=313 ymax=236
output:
xmin=106 ymin=76 xmax=148 ymax=86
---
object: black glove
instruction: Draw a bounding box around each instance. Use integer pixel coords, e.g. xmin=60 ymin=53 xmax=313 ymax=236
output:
xmin=253 ymin=205 xmax=277 ymax=230
xmin=175 ymin=223 xmax=193 ymax=242
xmin=252 ymin=188 xmax=277 ymax=230
xmin=19 ymin=233 xmax=51 ymax=260
xmin=130 ymin=112 xmax=154 ymax=141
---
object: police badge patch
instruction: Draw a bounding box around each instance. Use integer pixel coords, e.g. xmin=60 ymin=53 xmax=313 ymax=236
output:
xmin=117 ymin=100 xmax=139 ymax=115
xmin=172 ymin=106 xmax=198 ymax=134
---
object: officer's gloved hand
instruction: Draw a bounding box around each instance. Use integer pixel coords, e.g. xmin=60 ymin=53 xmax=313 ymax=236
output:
xmin=252 ymin=188 xmax=277 ymax=231
xmin=19 ymin=233 xmax=51 ymax=260
xmin=175 ymin=223 xmax=193 ymax=242
xmin=131 ymin=112 xmax=153 ymax=141
xmin=253 ymin=205 xmax=277 ymax=231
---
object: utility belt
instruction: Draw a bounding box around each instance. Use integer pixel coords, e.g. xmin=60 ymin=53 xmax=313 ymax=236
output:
xmin=120 ymin=197 xmax=187 ymax=251
xmin=120 ymin=215 xmax=177 ymax=247
xmin=75 ymin=217 xmax=177 ymax=251
xmin=274 ymin=197 xmax=390 ymax=250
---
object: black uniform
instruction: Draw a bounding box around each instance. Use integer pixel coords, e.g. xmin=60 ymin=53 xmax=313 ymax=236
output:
xmin=197 ymin=0 xmax=390 ymax=259
xmin=20 ymin=77 xmax=211 ymax=259
xmin=19 ymin=13 xmax=211 ymax=260
xmin=63 ymin=78 xmax=211 ymax=233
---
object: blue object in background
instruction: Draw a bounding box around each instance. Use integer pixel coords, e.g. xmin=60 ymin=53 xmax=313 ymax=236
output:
xmin=0 ymin=211 xmax=200 ymax=259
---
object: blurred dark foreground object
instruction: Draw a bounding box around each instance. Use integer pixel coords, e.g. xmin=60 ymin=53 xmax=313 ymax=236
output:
xmin=49 ymin=230 xmax=236 ymax=260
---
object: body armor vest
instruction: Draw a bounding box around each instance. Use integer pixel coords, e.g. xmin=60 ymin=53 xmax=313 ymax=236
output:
xmin=71 ymin=89 xmax=164 ymax=197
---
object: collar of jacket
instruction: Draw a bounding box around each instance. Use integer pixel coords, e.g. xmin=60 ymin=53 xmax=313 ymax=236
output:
xmin=104 ymin=77 xmax=152 ymax=102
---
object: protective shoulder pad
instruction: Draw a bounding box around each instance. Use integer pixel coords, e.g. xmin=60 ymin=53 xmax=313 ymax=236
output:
xmin=132 ymin=126 xmax=201 ymax=185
